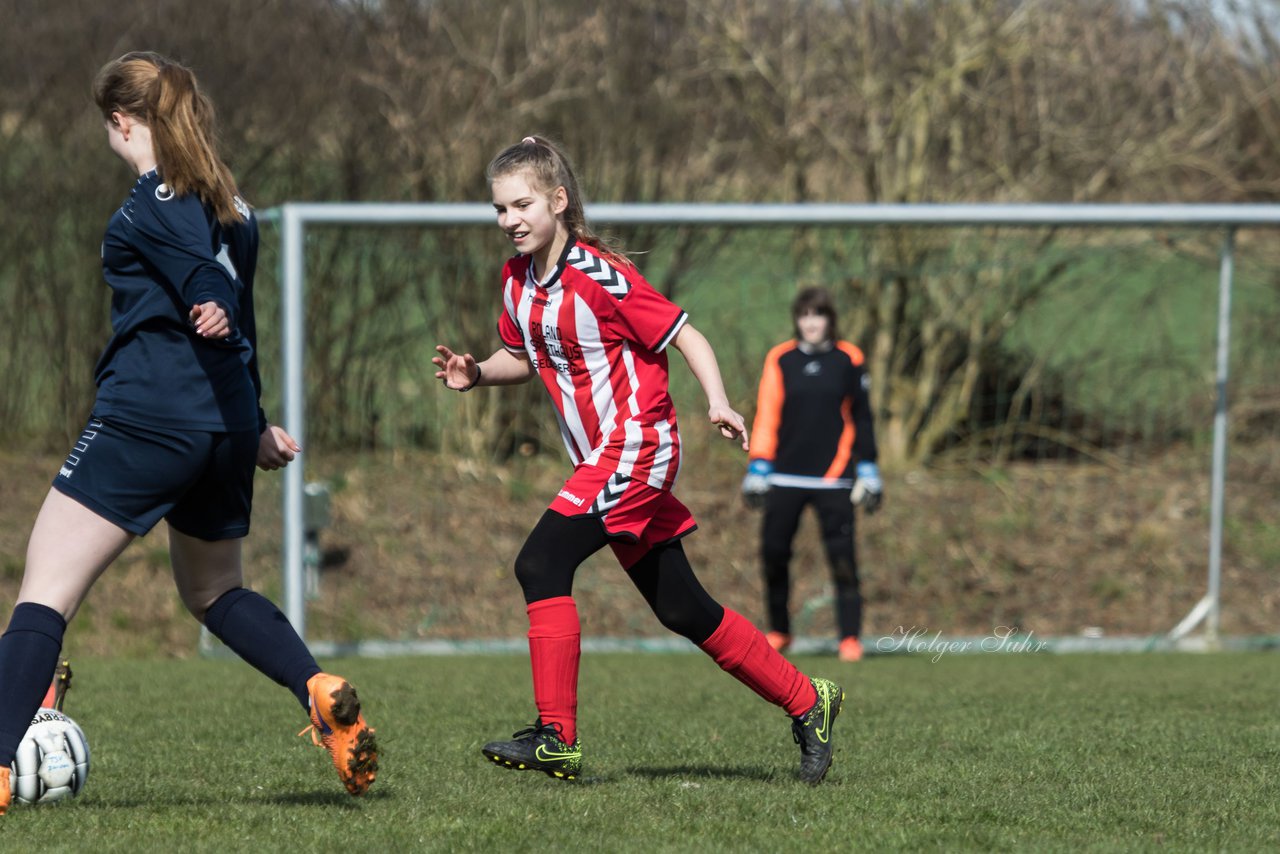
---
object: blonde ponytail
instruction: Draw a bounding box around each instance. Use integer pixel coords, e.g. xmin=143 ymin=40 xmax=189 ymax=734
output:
xmin=94 ymin=52 xmax=245 ymax=224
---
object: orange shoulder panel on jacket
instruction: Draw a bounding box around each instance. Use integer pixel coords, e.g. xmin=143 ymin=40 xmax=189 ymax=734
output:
xmin=749 ymin=340 xmax=795 ymax=462
xmin=835 ymin=340 xmax=865 ymax=366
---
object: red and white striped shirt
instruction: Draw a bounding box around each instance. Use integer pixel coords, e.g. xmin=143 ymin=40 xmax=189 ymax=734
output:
xmin=497 ymin=240 xmax=689 ymax=489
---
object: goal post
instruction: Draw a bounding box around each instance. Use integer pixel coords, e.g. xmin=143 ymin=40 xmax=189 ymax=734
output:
xmin=272 ymin=202 xmax=1280 ymax=650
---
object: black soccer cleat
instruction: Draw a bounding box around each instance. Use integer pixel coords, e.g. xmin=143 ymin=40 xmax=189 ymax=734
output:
xmin=482 ymin=719 xmax=582 ymax=781
xmin=791 ymin=677 xmax=844 ymax=784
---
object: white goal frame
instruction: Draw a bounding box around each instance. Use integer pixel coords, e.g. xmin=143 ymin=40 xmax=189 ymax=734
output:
xmin=272 ymin=202 xmax=1280 ymax=652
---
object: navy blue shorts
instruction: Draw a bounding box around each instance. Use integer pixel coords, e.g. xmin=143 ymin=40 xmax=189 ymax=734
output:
xmin=51 ymin=416 xmax=257 ymax=540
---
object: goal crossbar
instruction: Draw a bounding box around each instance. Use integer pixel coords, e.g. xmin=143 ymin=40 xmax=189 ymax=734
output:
xmin=271 ymin=202 xmax=1280 ymax=650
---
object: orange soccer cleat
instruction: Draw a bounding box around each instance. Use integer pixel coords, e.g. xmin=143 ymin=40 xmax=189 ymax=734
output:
xmin=838 ymin=636 xmax=864 ymax=662
xmin=0 ymin=766 xmax=10 ymax=816
xmin=765 ymin=631 xmax=792 ymax=654
xmin=300 ymin=673 xmax=379 ymax=796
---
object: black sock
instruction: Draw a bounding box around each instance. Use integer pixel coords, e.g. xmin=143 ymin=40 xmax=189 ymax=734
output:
xmin=204 ymin=588 xmax=321 ymax=712
xmin=0 ymin=603 xmax=67 ymax=766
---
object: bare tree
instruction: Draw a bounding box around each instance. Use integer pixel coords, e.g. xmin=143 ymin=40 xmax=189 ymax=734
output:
xmin=3 ymin=0 xmax=1278 ymax=458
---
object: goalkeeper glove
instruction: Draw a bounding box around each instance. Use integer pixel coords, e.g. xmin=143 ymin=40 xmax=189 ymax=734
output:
xmin=850 ymin=461 xmax=883 ymax=514
xmin=741 ymin=459 xmax=773 ymax=509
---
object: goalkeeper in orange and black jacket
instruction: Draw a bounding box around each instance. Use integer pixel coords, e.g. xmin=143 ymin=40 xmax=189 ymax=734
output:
xmin=742 ymin=287 xmax=881 ymax=662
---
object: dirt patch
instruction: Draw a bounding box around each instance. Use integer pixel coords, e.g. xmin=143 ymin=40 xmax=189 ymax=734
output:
xmin=2 ymin=440 xmax=1276 ymax=656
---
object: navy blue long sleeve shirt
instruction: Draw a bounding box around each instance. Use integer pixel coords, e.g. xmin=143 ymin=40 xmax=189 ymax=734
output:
xmin=93 ymin=170 xmax=266 ymax=433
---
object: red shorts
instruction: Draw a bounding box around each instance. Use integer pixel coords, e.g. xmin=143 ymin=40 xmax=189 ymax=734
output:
xmin=548 ymin=465 xmax=697 ymax=568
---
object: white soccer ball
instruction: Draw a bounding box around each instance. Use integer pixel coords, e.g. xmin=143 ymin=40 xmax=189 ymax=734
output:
xmin=10 ymin=708 xmax=91 ymax=805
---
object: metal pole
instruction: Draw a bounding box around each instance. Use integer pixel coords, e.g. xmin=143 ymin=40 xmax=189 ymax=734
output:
xmin=257 ymin=203 xmax=1275 ymax=655
xmin=280 ymin=205 xmax=307 ymax=641
xmin=265 ymin=201 xmax=1280 ymax=228
xmin=1206 ymin=228 xmax=1235 ymax=646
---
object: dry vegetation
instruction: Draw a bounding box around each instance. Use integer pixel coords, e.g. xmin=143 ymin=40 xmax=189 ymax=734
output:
xmin=1 ymin=1 xmax=1277 ymax=652
xmin=4 ymin=0 xmax=1280 ymax=460
xmin=3 ymin=437 xmax=1275 ymax=657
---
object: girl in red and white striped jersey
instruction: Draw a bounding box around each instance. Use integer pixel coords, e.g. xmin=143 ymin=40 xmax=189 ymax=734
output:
xmin=434 ymin=136 xmax=845 ymax=784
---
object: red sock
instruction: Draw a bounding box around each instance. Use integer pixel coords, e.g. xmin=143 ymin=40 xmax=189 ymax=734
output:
xmin=527 ymin=596 xmax=581 ymax=745
xmin=699 ymin=609 xmax=816 ymax=717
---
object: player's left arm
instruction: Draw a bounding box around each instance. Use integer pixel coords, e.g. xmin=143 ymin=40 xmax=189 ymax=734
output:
xmin=229 ymin=214 xmax=291 ymax=464
xmin=849 ymin=360 xmax=878 ymax=464
xmin=846 ymin=352 xmax=883 ymax=512
xmin=133 ymin=192 xmax=239 ymax=337
xmin=670 ymin=323 xmax=749 ymax=451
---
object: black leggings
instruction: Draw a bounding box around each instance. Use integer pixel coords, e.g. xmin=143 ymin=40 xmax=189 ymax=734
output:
xmin=760 ymin=486 xmax=862 ymax=638
xmin=514 ymin=510 xmax=724 ymax=645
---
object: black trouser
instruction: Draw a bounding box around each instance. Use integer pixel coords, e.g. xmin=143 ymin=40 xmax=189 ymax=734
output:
xmin=760 ymin=486 xmax=862 ymax=639
xmin=514 ymin=510 xmax=725 ymax=644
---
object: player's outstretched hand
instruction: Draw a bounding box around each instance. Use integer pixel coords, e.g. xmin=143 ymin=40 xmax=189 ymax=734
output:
xmin=708 ymin=401 xmax=749 ymax=451
xmin=190 ymin=301 xmax=230 ymax=338
xmin=433 ymin=345 xmax=481 ymax=391
xmin=257 ymin=424 xmax=301 ymax=471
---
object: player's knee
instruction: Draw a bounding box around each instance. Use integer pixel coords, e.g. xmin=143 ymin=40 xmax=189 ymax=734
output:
xmin=829 ymin=558 xmax=859 ymax=586
xmin=180 ymin=589 xmax=217 ymax=622
xmin=651 ymin=599 xmax=721 ymax=644
xmin=652 ymin=604 xmax=693 ymax=638
xmin=762 ymin=553 xmax=793 ymax=581
xmin=513 ymin=549 xmax=571 ymax=601
xmin=185 ymin=580 xmax=250 ymax=624
xmin=761 ymin=542 xmax=792 ymax=567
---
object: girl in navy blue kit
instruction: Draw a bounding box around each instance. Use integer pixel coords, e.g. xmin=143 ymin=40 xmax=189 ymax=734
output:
xmin=0 ymin=52 xmax=376 ymax=813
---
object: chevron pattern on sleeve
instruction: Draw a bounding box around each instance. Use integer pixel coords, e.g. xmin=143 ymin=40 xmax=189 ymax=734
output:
xmin=567 ymin=245 xmax=631 ymax=299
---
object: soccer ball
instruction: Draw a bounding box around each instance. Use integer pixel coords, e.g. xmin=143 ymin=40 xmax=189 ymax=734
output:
xmin=10 ymin=708 xmax=90 ymax=805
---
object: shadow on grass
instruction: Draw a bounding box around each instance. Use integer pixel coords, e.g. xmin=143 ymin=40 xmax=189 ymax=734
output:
xmin=80 ymin=787 xmax=391 ymax=810
xmin=623 ymin=764 xmax=780 ymax=782
xmin=264 ymin=787 xmax=393 ymax=806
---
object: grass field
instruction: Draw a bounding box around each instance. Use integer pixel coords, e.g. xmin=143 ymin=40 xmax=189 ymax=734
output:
xmin=3 ymin=652 xmax=1278 ymax=851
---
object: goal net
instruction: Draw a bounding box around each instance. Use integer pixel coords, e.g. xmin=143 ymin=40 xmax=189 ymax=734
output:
xmin=236 ymin=204 xmax=1280 ymax=655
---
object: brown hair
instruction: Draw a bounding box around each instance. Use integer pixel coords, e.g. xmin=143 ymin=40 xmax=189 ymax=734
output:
xmin=93 ymin=51 xmax=245 ymax=224
xmin=792 ymin=286 xmax=840 ymax=341
xmin=486 ymin=135 xmax=628 ymax=266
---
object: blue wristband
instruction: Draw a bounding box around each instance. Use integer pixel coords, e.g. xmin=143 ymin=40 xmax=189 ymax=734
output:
xmin=856 ymin=461 xmax=880 ymax=480
xmin=748 ymin=459 xmax=774 ymax=476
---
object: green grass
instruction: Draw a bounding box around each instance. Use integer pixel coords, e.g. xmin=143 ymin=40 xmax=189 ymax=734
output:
xmin=5 ymin=653 xmax=1279 ymax=851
